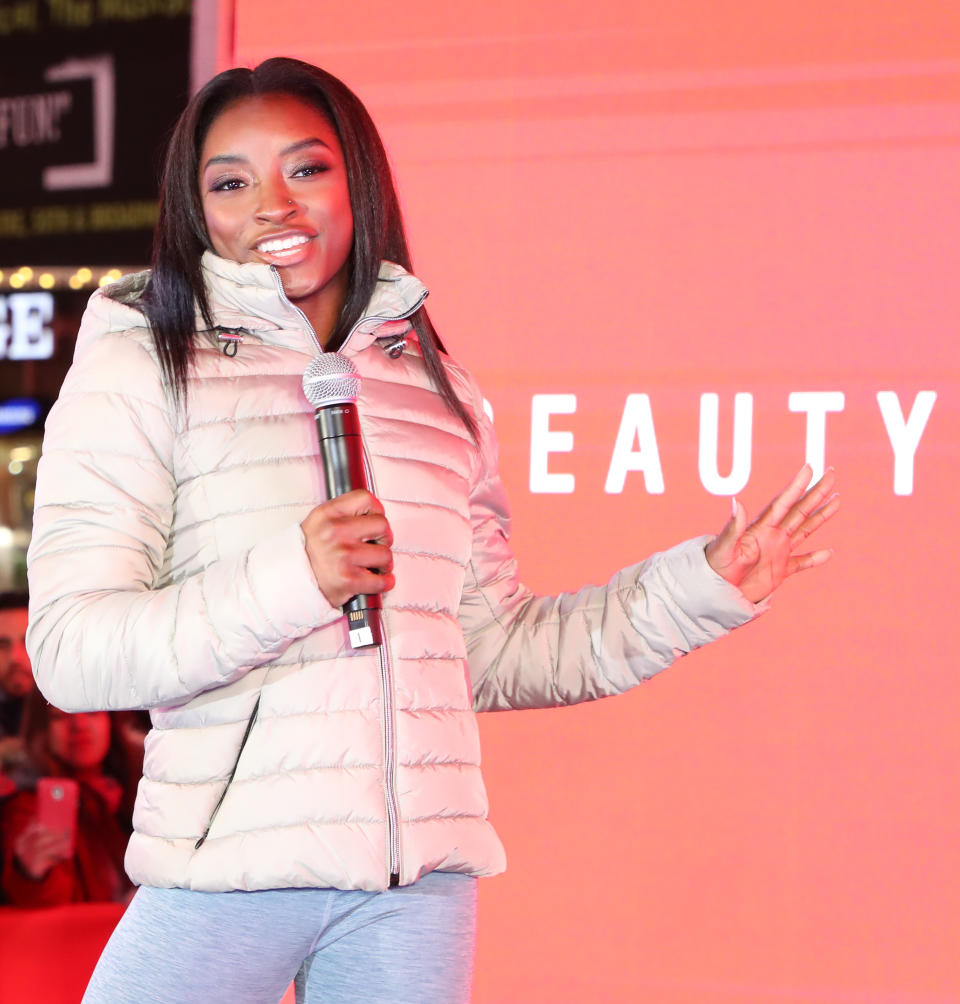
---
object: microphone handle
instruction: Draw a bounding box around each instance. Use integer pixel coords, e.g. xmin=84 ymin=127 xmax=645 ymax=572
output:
xmin=315 ymin=403 xmax=382 ymax=649
xmin=344 ymin=594 xmax=382 ymax=648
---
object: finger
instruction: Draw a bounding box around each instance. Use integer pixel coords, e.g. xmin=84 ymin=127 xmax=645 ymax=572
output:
xmin=781 ymin=468 xmax=837 ymax=535
xmin=717 ymin=496 xmax=748 ymax=550
xmin=757 ymin=464 xmax=813 ymax=527
xmin=32 ymin=832 xmax=65 ymax=856
xmin=324 ymin=489 xmax=385 ymax=518
xmin=349 ymin=567 xmax=396 ymax=596
xmin=732 ymin=496 xmax=749 ymax=538
xmin=349 ymin=513 xmax=393 ymax=547
xmin=705 ymin=496 xmax=751 ymax=580
xmin=312 ymin=512 xmax=392 ymax=548
xmin=347 ymin=542 xmax=395 ymax=575
xmin=789 ymin=493 xmax=840 ymax=543
xmin=49 ymin=833 xmax=73 ymax=859
xmin=787 ymin=547 xmax=834 ymax=575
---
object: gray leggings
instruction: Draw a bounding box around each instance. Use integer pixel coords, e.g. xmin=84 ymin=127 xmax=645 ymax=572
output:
xmin=83 ymin=872 xmax=477 ymax=1004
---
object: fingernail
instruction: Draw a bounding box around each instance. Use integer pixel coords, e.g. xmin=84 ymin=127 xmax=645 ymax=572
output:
xmin=731 ymin=496 xmax=738 ymax=517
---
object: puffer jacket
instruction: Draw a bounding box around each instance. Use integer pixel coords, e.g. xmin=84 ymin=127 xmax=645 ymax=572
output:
xmin=26 ymin=253 xmax=759 ymax=893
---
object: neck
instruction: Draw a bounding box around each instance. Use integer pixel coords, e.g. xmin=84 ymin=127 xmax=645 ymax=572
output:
xmin=293 ymin=267 xmax=350 ymax=349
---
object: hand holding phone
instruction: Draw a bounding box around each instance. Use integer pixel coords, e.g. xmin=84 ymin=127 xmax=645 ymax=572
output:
xmin=15 ymin=777 xmax=80 ymax=879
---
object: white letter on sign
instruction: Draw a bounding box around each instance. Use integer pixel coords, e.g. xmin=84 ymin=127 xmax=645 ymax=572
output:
xmin=788 ymin=391 xmax=845 ymax=483
xmin=877 ymin=391 xmax=937 ymax=496
xmin=7 ymin=293 xmax=54 ymax=360
xmin=605 ymin=394 xmax=664 ymax=494
xmin=530 ymin=394 xmax=576 ymax=494
xmin=698 ymin=392 xmax=753 ymax=495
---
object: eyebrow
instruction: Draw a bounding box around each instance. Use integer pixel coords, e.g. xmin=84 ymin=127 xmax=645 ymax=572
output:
xmin=202 ymin=137 xmax=332 ymax=172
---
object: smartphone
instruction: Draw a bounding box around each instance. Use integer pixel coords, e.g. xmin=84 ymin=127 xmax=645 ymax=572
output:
xmin=36 ymin=777 xmax=79 ymax=857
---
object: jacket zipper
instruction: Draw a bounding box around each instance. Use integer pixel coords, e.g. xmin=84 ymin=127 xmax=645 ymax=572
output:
xmin=195 ymin=695 xmax=261 ymax=849
xmin=379 ymin=644 xmax=401 ymax=887
xmin=270 ymin=270 xmax=324 ymax=354
xmin=362 ymin=441 xmax=402 ymax=887
xmin=268 ymin=266 xmax=427 ymax=356
xmin=269 ymin=266 xmax=406 ymax=886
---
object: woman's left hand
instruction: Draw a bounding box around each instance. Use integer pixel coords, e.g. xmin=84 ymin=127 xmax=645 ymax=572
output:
xmin=705 ymin=465 xmax=839 ymax=604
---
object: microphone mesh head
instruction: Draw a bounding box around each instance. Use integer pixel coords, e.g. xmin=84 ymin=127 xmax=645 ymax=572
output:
xmin=302 ymin=353 xmax=361 ymax=406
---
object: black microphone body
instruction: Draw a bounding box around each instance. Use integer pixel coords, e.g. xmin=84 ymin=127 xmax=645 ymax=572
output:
xmin=303 ymin=357 xmax=381 ymax=649
xmin=315 ymin=401 xmax=367 ymax=497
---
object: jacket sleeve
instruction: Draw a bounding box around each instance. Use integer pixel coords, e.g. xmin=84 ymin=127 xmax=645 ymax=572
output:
xmin=26 ymin=294 xmax=338 ymax=713
xmin=459 ymin=396 xmax=764 ymax=712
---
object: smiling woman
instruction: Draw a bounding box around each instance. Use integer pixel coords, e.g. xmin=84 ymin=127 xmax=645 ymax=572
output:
xmin=24 ymin=56 xmax=836 ymax=1004
xmin=198 ymin=95 xmax=354 ymax=343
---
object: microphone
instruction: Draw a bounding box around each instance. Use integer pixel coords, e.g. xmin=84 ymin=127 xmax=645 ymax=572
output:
xmin=302 ymin=354 xmax=381 ymax=649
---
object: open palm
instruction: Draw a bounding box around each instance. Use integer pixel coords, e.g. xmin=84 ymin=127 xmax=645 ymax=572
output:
xmin=705 ymin=465 xmax=839 ymax=603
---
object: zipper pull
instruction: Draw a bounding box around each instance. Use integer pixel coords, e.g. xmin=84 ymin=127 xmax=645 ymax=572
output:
xmin=217 ymin=329 xmax=244 ymax=357
xmin=376 ymin=333 xmax=407 ymax=359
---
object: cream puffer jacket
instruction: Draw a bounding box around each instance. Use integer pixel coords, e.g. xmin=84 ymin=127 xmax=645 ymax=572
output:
xmin=27 ymin=253 xmax=759 ymax=893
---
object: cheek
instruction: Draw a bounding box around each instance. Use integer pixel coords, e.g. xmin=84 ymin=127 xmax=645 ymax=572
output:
xmin=48 ymin=722 xmax=70 ymax=758
xmin=8 ymin=669 xmax=32 ymax=697
xmin=76 ymin=714 xmax=111 ymax=758
xmin=89 ymin=718 xmax=111 ymax=755
xmin=202 ymin=202 xmax=242 ymax=257
xmin=329 ymin=198 xmax=354 ymax=261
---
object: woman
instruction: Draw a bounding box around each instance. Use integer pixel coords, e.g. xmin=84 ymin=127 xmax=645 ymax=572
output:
xmin=0 ymin=691 xmax=135 ymax=906
xmin=26 ymin=58 xmax=837 ymax=1002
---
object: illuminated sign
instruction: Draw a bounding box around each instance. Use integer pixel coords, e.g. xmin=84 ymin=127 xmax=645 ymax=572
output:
xmin=0 ymin=0 xmax=191 ymax=266
xmin=0 ymin=291 xmax=54 ymax=359
xmin=0 ymin=397 xmax=43 ymax=433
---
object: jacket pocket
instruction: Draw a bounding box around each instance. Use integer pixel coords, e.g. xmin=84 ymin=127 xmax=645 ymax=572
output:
xmin=194 ymin=695 xmax=261 ymax=849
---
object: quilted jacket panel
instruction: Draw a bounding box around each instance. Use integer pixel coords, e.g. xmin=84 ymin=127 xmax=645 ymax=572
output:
xmin=27 ymin=254 xmax=759 ymax=892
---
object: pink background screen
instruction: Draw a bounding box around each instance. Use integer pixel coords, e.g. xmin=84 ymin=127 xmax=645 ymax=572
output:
xmin=233 ymin=4 xmax=959 ymax=1001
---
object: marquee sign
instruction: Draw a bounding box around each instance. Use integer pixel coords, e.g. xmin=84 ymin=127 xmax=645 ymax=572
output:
xmin=0 ymin=291 xmax=54 ymax=360
xmin=0 ymin=0 xmax=192 ymax=267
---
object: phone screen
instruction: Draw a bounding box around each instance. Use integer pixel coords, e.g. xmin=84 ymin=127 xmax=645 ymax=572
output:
xmin=36 ymin=777 xmax=79 ymax=857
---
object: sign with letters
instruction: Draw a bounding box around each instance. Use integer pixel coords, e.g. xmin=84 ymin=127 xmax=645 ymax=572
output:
xmin=0 ymin=291 xmax=54 ymax=359
xmin=0 ymin=0 xmax=192 ymax=266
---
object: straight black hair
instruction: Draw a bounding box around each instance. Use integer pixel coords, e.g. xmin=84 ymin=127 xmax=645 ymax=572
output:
xmin=113 ymin=57 xmax=476 ymax=438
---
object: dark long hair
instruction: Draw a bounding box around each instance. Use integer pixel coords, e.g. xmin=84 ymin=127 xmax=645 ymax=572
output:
xmin=116 ymin=57 xmax=475 ymax=437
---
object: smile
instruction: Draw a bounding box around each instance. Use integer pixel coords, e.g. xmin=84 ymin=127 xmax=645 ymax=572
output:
xmin=256 ymin=234 xmax=311 ymax=255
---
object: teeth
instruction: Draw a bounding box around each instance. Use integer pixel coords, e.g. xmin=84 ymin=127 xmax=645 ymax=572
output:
xmin=257 ymin=234 xmax=309 ymax=253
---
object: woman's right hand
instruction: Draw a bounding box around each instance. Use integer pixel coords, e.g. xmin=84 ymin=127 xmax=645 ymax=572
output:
xmin=13 ymin=820 xmax=72 ymax=881
xmin=300 ymin=490 xmax=395 ymax=608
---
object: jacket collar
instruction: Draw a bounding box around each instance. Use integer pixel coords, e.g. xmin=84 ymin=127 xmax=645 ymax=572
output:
xmin=200 ymin=252 xmax=429 ymax=355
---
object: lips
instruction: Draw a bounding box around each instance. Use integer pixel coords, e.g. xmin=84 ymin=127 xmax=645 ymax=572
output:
xmin=254 ymin=231 xmax=315 ymax=262
xmin=257 ymin=233 xmax=309 ymax=253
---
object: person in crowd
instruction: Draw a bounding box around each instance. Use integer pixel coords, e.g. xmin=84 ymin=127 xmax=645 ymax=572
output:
xmin=0 ymin=600 xmax=37 ymax=800
xmin=0 ymin=691 xmax=135 ymax=907
xmin=25 ymin=58 xmax=837 ymax=1002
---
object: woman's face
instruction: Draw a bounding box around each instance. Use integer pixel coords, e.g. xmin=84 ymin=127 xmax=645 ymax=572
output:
xmin=0 ymin=607 xmax=32 ymax=698
xmin=48 ymin=709 xmax=111 ymax=772
xmin=199 ymin=94 xmax=354 ymax=344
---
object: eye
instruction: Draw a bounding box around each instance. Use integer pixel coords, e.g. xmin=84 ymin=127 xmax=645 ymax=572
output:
xmin=290 ymin=161 xmax=330 ymax=179
xmin=208 ymin=175 xmax=246 ymax=193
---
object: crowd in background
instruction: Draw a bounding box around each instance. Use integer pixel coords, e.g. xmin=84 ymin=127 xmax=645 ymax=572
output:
xmin=0 ymin=595 xmax=145 ymax=908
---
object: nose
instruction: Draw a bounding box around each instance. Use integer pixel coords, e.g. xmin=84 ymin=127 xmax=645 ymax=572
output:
xmin=69 ymin=712 xmax=95 ymax=736
xmin=255 ymin=178 xmax=297 ymax=224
